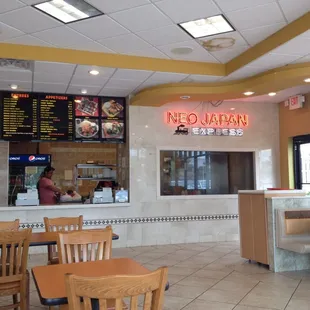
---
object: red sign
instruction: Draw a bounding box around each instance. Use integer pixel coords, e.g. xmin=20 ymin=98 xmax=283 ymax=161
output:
xmin=166 ymin=112 xmax=249 ymax=128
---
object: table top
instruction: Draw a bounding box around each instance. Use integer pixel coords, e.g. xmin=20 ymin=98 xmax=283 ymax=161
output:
xmin=32 ymin=258 xmax=150 ymax=306
xmin=30 ymin=230 xmax=119 ymax=247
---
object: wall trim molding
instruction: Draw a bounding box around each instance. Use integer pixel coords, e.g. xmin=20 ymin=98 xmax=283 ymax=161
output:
xmin=20 ymin=214 xmax=239 ymax=229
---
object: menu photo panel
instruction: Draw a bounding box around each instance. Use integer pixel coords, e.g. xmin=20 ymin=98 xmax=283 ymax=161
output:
xmin=1 ymin=92 xmax=38 ymax=141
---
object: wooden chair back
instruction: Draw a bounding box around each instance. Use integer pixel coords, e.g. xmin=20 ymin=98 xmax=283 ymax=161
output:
xmin=58 ymin=226 xmax=113 ymax=264
xmin=44 ymin=216 xmax=83 ymax=264
xmin=65 ymin=267 xmax=168 ymax=310
xmin=0 ymin=220 xmax=20 ymax=231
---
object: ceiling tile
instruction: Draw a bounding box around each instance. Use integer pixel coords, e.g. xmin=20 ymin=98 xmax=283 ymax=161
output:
xmin=32 ymin=26 xmax=115 ymax=53
xmin=183 ymin=74 xmax=222 ymax=82
xmin=210 ymin=45 xmax=249 ymax=63
xmin=74 ymin=66 xmax=116 ymax=78
xmin=34 ymin=61 xmax=76 ymax=75
xmin=70 ymin=76 xmax=109 ymax=87
xmin=33 ymin=82 xmax=68 ymax=93
xmin=147 ymin=72 xmax=189 ymax=82
xmin=198 ymin=31 xmax=248 ymax=47
xmin=241 ymin=22 xmax=286 ymax=46
xmin=104 ymin=78 xmax=142 ymax=89
xmin=155 ymin=0 xmax=221 ymax=23
xmin=0 ymin=69 xmax=32 ymax=82
xmin=86 ymin=0 xmax=150 ymax=14
xmin=137 ymin=25 xmax=192 ymax=46
xmin=270 ymin=36 xmax=310 ymax=56
xmin=0 ymin=0 xmax=25 ymax=14
xmin=292 ymin=54 xmax=310 ymax=64
xmin=248 ymin=53 xmax=300 ymax=70
xmin=0 ymin=22 xmax=24 ymax=41
xmin=279 ymin=0 xmax=310 ymax=22
xmin=34 ymin=72 xmax=72 ymax=84
xmin=109 ymin=4 xmax=172 ymax=32
xmin=4 ymin=34 xmax=53 ymax=47
xmin=0 ymin=80 xmax=31 ymax=91
xmin=19 ymin=0 xmax=42 ymax=4
xmin=225 ymin=3 xmax=285 ymax=31
xmin=66 ymin=85 xmax=102 ymax=96
xmin=113 ymin=69 xmax=153 ymax=81
xmin=98 ymin=33 xmax=152 ymax=54
xmin=125 ymin=47 xmax=169 ymax=58
xmin=214 ymin=0 xmax=276 ymax=13
xmin=0 ymin=7 xmax=62 ymax=33
xmin=99 ymin=88 xmax=131 ymax=97
xmin=157 ymin=40 xmax=219 ymax=62
xmin=68 ymin=15 xmax=129 ymax=41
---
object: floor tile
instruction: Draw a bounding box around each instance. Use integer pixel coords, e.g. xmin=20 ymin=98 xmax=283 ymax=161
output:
xmin=212 ymin=279 xmax=255 ymax=293
xmin=234 ymin=306 xmax=274 ymax=310
xmin=168 ymin=266 xmax=199 ymax=276
xmin=163 ymin=295 xmax=193 ymax=310
xmin=183 ymin=299 xmax=235 ymax=310
xmin=198 ymin=288 xmax=249 ymax=304
xmin=177 ymin=275 xmax=218 ymax=289
xmin=166 ymin=284 xmax=208 ymax=299
xmin=286 ymin=299 xmax=310 ymax=310
xmin=192 ymin=269 xmax=232 ymax=280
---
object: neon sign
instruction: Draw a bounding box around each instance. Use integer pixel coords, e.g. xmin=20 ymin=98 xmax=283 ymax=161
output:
xmin=166 ymin=111 xmax=249 ymax=128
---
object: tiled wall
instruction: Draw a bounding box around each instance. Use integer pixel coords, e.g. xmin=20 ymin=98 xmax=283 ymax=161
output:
xmin=0 ymin=142 xmax=9 ymax=206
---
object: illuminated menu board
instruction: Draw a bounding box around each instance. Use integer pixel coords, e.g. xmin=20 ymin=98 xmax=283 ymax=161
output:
xmin=38 ymin=94 xmax=74 ymax=141
xmin=2 ymin=92 xmax=37 ymax=140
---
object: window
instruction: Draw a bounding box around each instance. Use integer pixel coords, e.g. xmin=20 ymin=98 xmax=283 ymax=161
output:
xmin=160 ymin=150 xmax=254 ymax=196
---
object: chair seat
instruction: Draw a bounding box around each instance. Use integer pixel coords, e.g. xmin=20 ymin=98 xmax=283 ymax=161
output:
xmin=59 ymin=299 xmax=127 ymax=310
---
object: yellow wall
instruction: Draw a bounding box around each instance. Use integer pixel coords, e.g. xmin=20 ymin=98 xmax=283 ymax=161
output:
xmin=279 ymin=93 xmax=310 ymax=188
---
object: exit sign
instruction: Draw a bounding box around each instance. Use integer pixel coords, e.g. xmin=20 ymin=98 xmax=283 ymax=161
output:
xmin=286 ymin=95 xmax=305 ymax=110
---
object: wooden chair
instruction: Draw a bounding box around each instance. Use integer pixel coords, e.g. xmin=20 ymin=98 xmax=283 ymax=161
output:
xmin=58 ymin=226 xmax=112 ymax=264
xmin=44 ymin=216 xmax=83 ymax=265
xmin=0 ymin=229 xmax=32 ymax=310
xmin=0 ymin=220 xmax=20 ymax=231
xmin=65 ymin=267 xmax=168 ymax=310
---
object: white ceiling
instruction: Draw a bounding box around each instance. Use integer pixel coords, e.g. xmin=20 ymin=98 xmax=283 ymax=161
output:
xmin=0 ymin=0 xmax=309 ymax=67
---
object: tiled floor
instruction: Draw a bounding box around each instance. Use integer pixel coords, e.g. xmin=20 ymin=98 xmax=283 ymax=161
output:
xmin=1 ymin=241 xmax=310 ymax=309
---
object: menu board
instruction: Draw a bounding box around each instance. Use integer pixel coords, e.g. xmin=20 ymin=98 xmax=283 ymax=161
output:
xmin=38 ymin=94 xmax=74 ymax=141
xmin=1 ymin=92 xmax=38 ymax=140
xmin=101 ymin=97 xmax=125 ymax=142
xmin=0 ymin=92 xmax=126 ymax=143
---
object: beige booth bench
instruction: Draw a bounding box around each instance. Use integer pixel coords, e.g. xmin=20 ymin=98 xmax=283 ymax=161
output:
xmin=276 ymin=209 xmax=310 ymax=254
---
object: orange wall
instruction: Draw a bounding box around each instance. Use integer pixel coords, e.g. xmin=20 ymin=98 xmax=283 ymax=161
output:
xmin=279 ymin=93 xmax=310 ymax=188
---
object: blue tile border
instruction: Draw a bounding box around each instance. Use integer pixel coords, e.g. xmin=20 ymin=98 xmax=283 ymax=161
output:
xmin=20 ymin=214 xmax=238 ymax=229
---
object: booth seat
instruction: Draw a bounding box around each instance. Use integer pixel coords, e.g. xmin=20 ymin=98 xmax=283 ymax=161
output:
xmin=276 ymin=209 xmax=310 ymax=254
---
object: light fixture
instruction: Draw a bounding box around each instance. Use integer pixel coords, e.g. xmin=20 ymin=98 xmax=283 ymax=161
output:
xmin=10 ymin=84 xmax=18 ymax=90
xmin=89 ymin=69 xmax=99 ymax=76
xmin=304 ymin=78 xmax=310 ymax=83
xmin=243 ymin=91 xmax=254 ymax=96
xmin=74 ymin=99 xmax=81 ymax=103
xmin=81 ymin=89 xmax=87 ymax=94
xmin=145 ymin=125 xmax=149 ymax=128
xmin=180 ymin=95 xmax=191 ymax=100
xmin=33 ymin=0 xmax=103 ymax=24
xmin=268 ymin=92 xmax=277 ymax=96
xmin=179 ymin=14 xmax=234 ymax=39
xmin=230 ymin=108 xmax=235 ymax=111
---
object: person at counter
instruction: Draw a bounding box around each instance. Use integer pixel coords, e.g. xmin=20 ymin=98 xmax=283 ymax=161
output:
xmin=37 ymin=166 xmax=63 ymax=205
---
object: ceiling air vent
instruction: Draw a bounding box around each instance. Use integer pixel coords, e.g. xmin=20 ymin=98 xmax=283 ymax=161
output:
xmin=0 ymin=58 xmax=33 ymax=71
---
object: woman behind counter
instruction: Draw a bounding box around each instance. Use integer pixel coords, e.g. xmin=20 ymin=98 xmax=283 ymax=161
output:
xmin=37 ymin=166 xmax=63 ymax=205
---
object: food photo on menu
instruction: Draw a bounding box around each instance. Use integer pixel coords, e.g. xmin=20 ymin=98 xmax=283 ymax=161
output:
xmin=75 ymin=118 xmax=99 ymax=140
xmin=75 ymin=97 xmax=99 ymax=117
xmin=102 ymin=99 xmax=124 ymax=118
xmin=102 ymin=120 xmax=124 ymax=140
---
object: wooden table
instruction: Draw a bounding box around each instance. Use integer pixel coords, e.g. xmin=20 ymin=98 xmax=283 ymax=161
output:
xmin=30 ymin=231 xmax=119 ymax=247
xmin=32 ymin=258 xmax=169 ymax=306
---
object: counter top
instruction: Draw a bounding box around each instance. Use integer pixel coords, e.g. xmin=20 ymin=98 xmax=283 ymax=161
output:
xmin=238 ymin=190 xmax=306 ymax=195
xmin=0 ymin=202 xmax=130 ymax=211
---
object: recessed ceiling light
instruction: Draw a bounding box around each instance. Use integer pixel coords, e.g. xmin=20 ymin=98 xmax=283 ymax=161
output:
xmin=81 ymin=89 xmax=87 ymax=94
xmin=171 ymin=47 xmax=193 ymax=55
xmin=10 ymin=84 xmax=18 ymax=90
xmin=230 ymin=108 xmax=235 ymax=111
xmin=268 ymin=92 xmax=277 ymax=96
xmin=180 ymin=96 xmax=191 ymax=100
xmin=304 ymin=78 xmax=310 ymax=83
xmin=89 ymin=69 xmax=99 ymax=76
xmin=74 ymin=99 xmax=81 ymax=103
xmin=243 ymin=91 xmax=254 ymax=96
xmin=33 ymin=0 xmax=103 ymax=24
xmin=179 ymin=14 xmax=235 ymax=39
xmin=145 ymin=125 xmax=149 ymax=128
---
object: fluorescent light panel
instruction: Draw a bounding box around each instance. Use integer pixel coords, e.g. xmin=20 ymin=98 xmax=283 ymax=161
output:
xmin=34 ymin=0 xmax=103 ymax=24
xmin=179 ymin=14 xmax=235 ymax=39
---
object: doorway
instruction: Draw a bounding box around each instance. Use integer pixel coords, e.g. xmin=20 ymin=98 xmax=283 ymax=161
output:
xmin=293 ymin=135 xmax=310 ymax=191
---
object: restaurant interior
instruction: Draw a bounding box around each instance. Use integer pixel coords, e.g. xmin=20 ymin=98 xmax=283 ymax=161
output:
xmin=0 ymin=0 xmax=310 ymax=310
